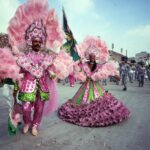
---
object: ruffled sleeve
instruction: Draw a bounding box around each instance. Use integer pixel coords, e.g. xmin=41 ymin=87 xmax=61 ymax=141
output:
xmin=48 ymin=51 xmax=74 ymax=80
xmin=91 ymin=61 xmax=119 ymax=81
xmin=74 ymin=61 xmax=87 ymax=82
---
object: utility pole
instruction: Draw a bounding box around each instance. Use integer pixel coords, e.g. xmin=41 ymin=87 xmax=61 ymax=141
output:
xmin=121 ymin=48 xmax=123 ymax=54
xmin=112 ymin=43 xmax=114 ymax=50
xmin=126 ymin=49 xmax=128 ymax=56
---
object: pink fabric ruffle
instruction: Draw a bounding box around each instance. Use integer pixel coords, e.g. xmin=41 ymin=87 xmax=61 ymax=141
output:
xmin=58 ymin=93 xmax=130 ymax=127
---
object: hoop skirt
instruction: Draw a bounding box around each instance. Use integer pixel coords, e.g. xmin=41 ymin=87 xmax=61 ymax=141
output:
xmin=58 ymin=80 xmax=130 ymax=127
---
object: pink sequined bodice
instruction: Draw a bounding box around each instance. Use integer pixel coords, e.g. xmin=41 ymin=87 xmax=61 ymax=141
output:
xmin=17 ymin=51 xmax=52 ymax=93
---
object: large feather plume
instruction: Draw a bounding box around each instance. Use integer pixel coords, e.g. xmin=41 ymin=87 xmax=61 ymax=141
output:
xmin=0 ymin=48 xmax=23 ymax=80
xmin=76 ymin=36 xmax=109 ymax=63
xmin=7 ymin=0 xmax=63 ymax=54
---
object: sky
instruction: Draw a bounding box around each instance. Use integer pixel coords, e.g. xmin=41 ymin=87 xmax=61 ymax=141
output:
xmin=0 ymin=0 xmax=150 ymax=57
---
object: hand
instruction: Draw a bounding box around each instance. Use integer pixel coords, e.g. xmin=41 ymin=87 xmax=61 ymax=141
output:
xmin=13 ymin=90 xmax=18 ymax=98
xmin=50 ymin=74 xmax=56 ymax=79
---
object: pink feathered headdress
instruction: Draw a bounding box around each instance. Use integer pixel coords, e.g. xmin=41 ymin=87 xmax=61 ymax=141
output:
xmin=7 ymin=0 xmax=64 ymax=54
xmin=76 ymin=36 xmax=109 ymax=63
xmin=25 ymin=20 xmax=47 ymax=46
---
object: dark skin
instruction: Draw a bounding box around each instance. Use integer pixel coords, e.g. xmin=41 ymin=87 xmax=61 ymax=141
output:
xmin=88 ymin=54 xmax=97 ymax=72
xmin=31 ymin=38 xmax=42 ymax=52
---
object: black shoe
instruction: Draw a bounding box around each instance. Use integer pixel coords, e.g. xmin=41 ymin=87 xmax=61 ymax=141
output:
xmin=18 ymin=122 xmax=22 ymax=125
xmin=122 ymin=88 xmax=127 ymax=91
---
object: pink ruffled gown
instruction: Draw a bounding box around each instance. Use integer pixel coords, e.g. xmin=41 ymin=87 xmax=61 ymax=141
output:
xmin=58 ymin=62 xmax=130 ymax=127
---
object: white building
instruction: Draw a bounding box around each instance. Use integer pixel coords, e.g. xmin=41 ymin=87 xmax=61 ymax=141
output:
xmin=135 ymin=51 xmax=150 ymax=63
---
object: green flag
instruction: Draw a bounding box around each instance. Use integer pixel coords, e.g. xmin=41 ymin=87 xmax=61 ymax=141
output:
xmin=62 ymin=8 xmax=80 ymax=61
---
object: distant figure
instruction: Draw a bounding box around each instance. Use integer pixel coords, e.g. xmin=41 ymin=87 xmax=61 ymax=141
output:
xmin=102 ymin=79 xmax=107 ymax=86
xmin=138 ymin=63 xmax=145 ymax=87
xmin=128 ymin=64 xmax=134 ymax=83
xmin=146 ymin=65 xmax=150 ymax=81
xmin=120 ymin=57 xmax=129 ymax=91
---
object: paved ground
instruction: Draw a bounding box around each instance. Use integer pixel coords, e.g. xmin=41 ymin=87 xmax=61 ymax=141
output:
xmin=0 ymin=81 xmax=150 ymax=150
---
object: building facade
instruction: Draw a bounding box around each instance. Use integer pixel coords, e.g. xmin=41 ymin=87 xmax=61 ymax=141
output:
xmin=135 ymin=51 xmax=150 ymax=63
xmin=109 ymin=50 xmax=124 ymax=63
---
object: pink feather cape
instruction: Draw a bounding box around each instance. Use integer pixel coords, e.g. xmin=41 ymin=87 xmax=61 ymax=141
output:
xmin=73 ymin=36 xmax=119 ymax=81
xmin=43 ymin=78 xmax=58 ymax=116
xmin=43 ymin=51 xmax=74 ymax=116
xmin=52 ymin=51 xmax=74 ymax=80
xmin=0 ymin=48 xmax=23 ymax=80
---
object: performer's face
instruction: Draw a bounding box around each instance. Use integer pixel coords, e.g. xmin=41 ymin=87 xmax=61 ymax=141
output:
xmin=89 ymin=54 xmax=96 ymax=62
xmin=32 ymin=38 xmax=42 ymax=52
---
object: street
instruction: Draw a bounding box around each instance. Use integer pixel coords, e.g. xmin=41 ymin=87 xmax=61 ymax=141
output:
xmin=0 ymin=81 xmax=150 ymax=150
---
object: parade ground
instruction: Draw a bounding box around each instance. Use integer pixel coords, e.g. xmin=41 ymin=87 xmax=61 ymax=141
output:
xmin=0 ymin=81 xmax=150 ymax=150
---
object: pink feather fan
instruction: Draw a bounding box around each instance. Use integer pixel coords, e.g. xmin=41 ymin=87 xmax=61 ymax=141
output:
xmin=0 ymin=48 xmax=23 ymax=80
xmin=76 ymin=36 xmax=109 ymax=63
xmin=53 ymin=51 xmax=74 ymax=80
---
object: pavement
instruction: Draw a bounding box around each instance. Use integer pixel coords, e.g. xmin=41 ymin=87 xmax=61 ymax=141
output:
xmin=0 ymin=80 xmax=150 ymax=150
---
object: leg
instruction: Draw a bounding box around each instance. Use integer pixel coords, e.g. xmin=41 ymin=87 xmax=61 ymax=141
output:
xmin=69 ymin=74 xmax=75 ymax=87
xmin=122 ymin=76 xmax=124 ymax=88
xmin=124 ymin=75 xmax=127 ymax=90
xmin=131 ymin=74 xmax=133 ymax=83
xmin=139 ymin=80 xmax=141 ymax=87
xmin=122 ymin=75 xmax=125 ymax=89
xmin=122 ymin=75 xmax=127 ymax=91
xmin=22 ymin=101 xmax=33 ymax=133
xmin=139 ymin=76 xmax=141 ymax=87
xmin=129 ymin=74 xmax=132 ymax=83
xmin=32 ymin=94 xmax=45 ymax=136
xmin=141 ymin=75 xmax=144 ymax=87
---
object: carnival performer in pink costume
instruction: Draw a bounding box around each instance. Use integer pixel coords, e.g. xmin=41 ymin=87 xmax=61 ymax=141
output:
xmin=58 ymin=36 xmax=130 ymax=127
xmin=3 ymin=0 xmax=73 ymax=136
xmin=17 ymin=37 xmax=53 ymax=136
